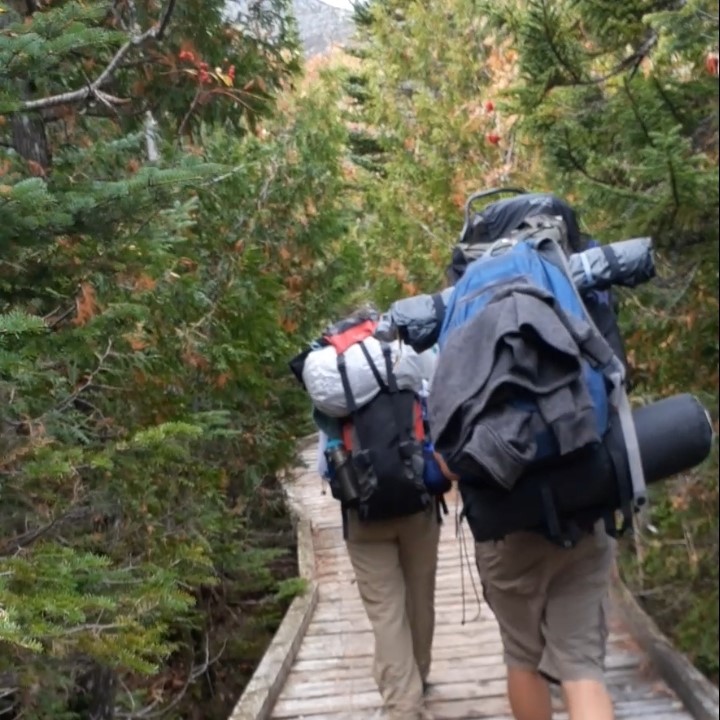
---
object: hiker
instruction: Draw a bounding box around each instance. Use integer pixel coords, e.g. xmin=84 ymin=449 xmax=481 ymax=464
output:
xmin=342 ymin=467 xmax=441 ymax=720
xmin=290 ymin=306 xmax=448 ymax=720
xmin=426 ymin=191 xmax=651 ymax=720
xmin=316 ymin=416 xmax=441 ymax=720
xmin=434 ymin=423 xmax=617 ymax=720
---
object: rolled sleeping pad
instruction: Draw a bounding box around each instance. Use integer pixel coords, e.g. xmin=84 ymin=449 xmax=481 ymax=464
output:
xmin=459 ymin=393 xmax=714 ymax=543
xmin=376 ymin=287 xmax=454 ymax=353
xmin=567 ymin=237 xmax=655 ymax=292
xmin=632 ymin=393 xmax=714 ymax=482
xmin=386 ymin=238 xmax=655 ymax=354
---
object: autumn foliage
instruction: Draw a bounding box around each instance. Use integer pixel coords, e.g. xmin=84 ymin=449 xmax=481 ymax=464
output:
xmin=0 ymin=0 xmax=356 ymax=717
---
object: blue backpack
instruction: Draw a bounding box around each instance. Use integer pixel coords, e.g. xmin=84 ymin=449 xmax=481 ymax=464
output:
xmin=433 ymin=216 xmax=621 ymax=482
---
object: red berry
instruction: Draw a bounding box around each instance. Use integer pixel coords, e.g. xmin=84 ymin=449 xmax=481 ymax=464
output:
xmin=485 ymin=100 xmax=495 ymax=112
xmin=486 ymin=132 xmax=501 ymax=145
xmin=706 ymin=52 xmax=719 ymax=77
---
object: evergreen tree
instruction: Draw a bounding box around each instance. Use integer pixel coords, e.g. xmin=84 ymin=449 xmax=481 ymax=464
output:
xmin=0 ymin=0 xmax=358 ymax=717
xmin=477 ymin=0 xmax=719 ymax=245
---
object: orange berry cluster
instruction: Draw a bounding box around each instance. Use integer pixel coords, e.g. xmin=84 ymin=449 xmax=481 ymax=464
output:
xmin=178 ymin=50 xmax=236 ymax=85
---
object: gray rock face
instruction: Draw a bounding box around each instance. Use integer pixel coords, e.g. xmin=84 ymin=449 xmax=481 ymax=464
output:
xmin=224 ymin=0 xmax=355 ymax=58
xmin=292 ymin=0 xmax=355 ymax=56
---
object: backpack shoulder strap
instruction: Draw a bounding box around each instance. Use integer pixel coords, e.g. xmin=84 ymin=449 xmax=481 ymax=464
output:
xmin=336 ymin=340 xmax=387 ymax=417
xmin=358 ymin=341 xmax=387 ymax=390
xmin=336 ymin=352 xmax=358 ymax=415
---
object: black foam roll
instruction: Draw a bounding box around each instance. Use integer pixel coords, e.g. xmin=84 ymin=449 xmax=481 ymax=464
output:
xmin=633 ymin=393 xmax=713 ymax=483
xmin=460 ymin=393 xmax=714 ymax=543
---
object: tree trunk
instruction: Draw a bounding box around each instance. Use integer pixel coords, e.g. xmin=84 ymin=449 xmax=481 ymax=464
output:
xmin=70 ymin=663 xmax=117 ymax=720
xmin=10 ymin=105 xmax=51 ymax=169
xmin=1 ymin=2 xmax=51 ymax=170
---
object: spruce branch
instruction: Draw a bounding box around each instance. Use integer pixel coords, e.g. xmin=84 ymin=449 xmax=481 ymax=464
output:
xmin=622 ymin=77 xmax=681 ymax=219
xmin=560 ymin=127 xmax=618 ymax=188
xmin=580 ymin=33 xmax=658 ymax=86
xmin=535 ymin=0 xmax=658 ymax=92
xmin=538 ymin=0 xmax=581 ymax=84
xmin=15 ymin=0 xmax=177 ymax=113
xmin=53 ymin=339 xmax=114 ymax=413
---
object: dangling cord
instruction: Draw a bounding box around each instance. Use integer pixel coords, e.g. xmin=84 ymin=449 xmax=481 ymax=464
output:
xmin=454 ymin=491 xmax=467 ymax=625
xmin=454 ymin=487 xmax=482 ymax=625
xmin=459 ymin=517 xmax=482 ymax=622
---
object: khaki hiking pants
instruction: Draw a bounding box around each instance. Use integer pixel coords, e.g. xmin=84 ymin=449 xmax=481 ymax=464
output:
xmin=345 ymin=505 xmax=440 ymax=720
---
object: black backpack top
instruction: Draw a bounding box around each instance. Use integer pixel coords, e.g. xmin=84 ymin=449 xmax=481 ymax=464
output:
xmin=447 ymin=188 xmax=585 ymax=285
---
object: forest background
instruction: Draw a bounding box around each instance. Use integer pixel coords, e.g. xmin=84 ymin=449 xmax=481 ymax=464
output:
xmin=0 ymin=0 xmax=717 ymax=718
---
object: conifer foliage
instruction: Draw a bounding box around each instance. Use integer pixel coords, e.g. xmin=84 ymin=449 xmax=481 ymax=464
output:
xmin=478 ymin=0 xmax=719 ymax=244
xmin=1 ymin=0 xmax=356 ymax=717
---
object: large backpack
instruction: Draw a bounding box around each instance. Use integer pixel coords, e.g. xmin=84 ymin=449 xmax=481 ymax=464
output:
xmin=430 ymin=219 xmax=646 ymax=545
xmin=290 ymin=312 xmax=450 ymax=525
xmin=435 ymin=217 xmax=614 ymax=470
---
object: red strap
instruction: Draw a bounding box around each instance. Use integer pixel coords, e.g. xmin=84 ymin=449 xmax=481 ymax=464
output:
xmin=341 ymin=399 xmax=424 ymax=453
xmin=414 ymin=400 xmax=425 ymax=442
xmin=342 ymin=421 xmax=354 ymax=452
xmin=324 ymin=320 xmax=377 ymax=355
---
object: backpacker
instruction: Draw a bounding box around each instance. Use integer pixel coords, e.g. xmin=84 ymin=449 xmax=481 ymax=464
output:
xmin=289 ymin=310 xmax=450 ymax=528
xmin=429 ymin=218 xmax=647 ymax=546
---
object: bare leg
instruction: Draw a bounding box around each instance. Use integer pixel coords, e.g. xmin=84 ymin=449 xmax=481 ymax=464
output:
xmin=563 ymin=679 xmax=614 ymax=720
xmin=507 ymin=666 xmax=552 ymax=720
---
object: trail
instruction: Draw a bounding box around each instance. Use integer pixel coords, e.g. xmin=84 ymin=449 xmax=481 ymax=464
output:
xmin=268 ymin=444 xmax=693 ymax=720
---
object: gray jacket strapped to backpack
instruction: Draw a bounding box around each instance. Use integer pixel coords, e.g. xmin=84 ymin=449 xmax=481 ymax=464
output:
xmin=428 ymin=282 xmax=613 ymax=490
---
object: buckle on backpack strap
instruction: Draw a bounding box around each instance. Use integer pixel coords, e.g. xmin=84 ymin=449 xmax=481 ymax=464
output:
xmin=540 ymin=484 xmax=577 ymax=549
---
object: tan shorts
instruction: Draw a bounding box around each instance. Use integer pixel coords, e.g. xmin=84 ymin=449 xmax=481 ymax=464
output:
xmin=474 ymin=524 xmax=615 ymax=684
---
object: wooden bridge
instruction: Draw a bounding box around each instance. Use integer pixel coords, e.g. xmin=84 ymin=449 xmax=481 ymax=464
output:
xmin=233 ymin=442 xmax=719 ymax=720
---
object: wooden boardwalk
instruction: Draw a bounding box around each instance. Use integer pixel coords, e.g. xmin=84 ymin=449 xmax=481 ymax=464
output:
xmin=270 ymin=445 xmax=693 ymax=720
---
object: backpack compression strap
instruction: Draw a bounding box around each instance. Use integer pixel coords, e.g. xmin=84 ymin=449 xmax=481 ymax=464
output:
xmin=380 ymin=343 xmax=415 ymax=456
xmin=358 ymin=342 xmax=386 ymax=389
xmin=336 ymin=340 xmax=388 ymax=413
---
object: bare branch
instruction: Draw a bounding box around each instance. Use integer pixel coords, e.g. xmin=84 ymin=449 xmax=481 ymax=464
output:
xmin=116 ymin=633 xmax=227 ymax=720
xmin=64 ymin=622 xmax=128 ymax=636
xmin=144 ymin=111 xmax=160 ymax=162
xmin=176 ymin=88 xmax=203 ymax=140
xmin=0 ymin=506 xmax=91 ymax=556
xmin=16 ymin=0 xmax=177 ymax=114
xmin=156 ymin=0 xmax=176 ymax=40
xmin=53 ymin=339 xmax=114 ymax=413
